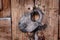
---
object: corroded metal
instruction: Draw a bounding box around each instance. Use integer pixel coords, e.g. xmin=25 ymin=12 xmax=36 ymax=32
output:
xmin=18 ymin=8 xmax=43 ymax=32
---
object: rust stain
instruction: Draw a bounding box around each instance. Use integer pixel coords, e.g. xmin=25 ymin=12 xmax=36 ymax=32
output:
xmin=38 ymin=31 xmax=45 ymax=40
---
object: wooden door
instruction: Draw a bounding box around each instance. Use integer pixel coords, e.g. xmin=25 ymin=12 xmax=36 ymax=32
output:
xmin=0 ymin=0 xmax=11 ymax=17
xmin=0 ymin=0 xmax=12 ymax=40
xmin=58 ymin=0 xmax=60 ymax=40
xmin=0 ymin=0 xmax=59 ymax=40
xmin=11 ymin=0 xmax=59 ymax=40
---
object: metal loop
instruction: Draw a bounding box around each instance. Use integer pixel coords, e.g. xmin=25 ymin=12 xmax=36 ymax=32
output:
xmin=30 ymin=8 xmax=43 ymax=23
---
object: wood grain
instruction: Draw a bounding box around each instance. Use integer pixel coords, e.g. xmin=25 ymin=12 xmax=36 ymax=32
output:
xmin=59 ymin=16 xmax=60 ymax=40
xmin=0 ymin=0 xmax=59 ymax=40
xmin=11 ymin=0 xmax=34 ymax=40
xmin=0 ymin=0 xmax=2 ymax=10
xmin=58 ymin=17 xmax=60 ymax=40
xmin=0 ymin=18 xmax=11 ymax=40
xmin=11 ymin=0 xmax=59 ymax=40
xmin=0 ymin=0 xmax=11 ymax=17
xmin=36 ymin=0 xmax=59 ymax=40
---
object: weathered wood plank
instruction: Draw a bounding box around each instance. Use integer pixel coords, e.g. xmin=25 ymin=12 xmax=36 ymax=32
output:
xmin=0 ymin=0 xmax=2 ymax=17
xmin=0 ymin=18 xmax=11 ymax=40
xmin=0 ymin=0 xmax=2 ymax=10
xmin=11 ymin=0 xmax=20 ymax=40
xmin=17 ymin=0 xmax=34 ymax=40
xmin=0 ymin=0 xmax=11 ymax=17
xmin=58 ymin=0 xmax=60 ymax=40
xmin=36 ymin=0 xmax=59 ymax=40
xmin=59 ymin=16 xmax=60 ymax=39
xmin=11 ymin=0 xmax=34 ymax=40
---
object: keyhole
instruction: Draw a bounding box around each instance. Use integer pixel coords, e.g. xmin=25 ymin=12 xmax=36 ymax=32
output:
xmin=31 ymin=11 xmax=40 ymax=22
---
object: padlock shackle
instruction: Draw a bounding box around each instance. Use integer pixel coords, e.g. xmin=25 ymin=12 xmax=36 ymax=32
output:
xmin=30 ymin=8 xmax=44 ymax=23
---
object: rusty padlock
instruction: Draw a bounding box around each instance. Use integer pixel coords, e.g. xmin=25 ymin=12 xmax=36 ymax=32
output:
xmin=18 ymin=8 xmax=44 ymax=32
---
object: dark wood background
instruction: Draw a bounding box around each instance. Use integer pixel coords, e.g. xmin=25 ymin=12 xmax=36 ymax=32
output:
xmin=0 ymin=0 xmax=59 ymax=40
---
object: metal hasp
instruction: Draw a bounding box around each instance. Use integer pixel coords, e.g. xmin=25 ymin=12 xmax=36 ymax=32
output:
xmin=18 ymin=8 xmax=44 ymax=32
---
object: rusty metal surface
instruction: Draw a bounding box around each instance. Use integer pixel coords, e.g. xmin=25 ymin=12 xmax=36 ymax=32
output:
xmin=18 ymin=8 xmax=43 ymax=32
